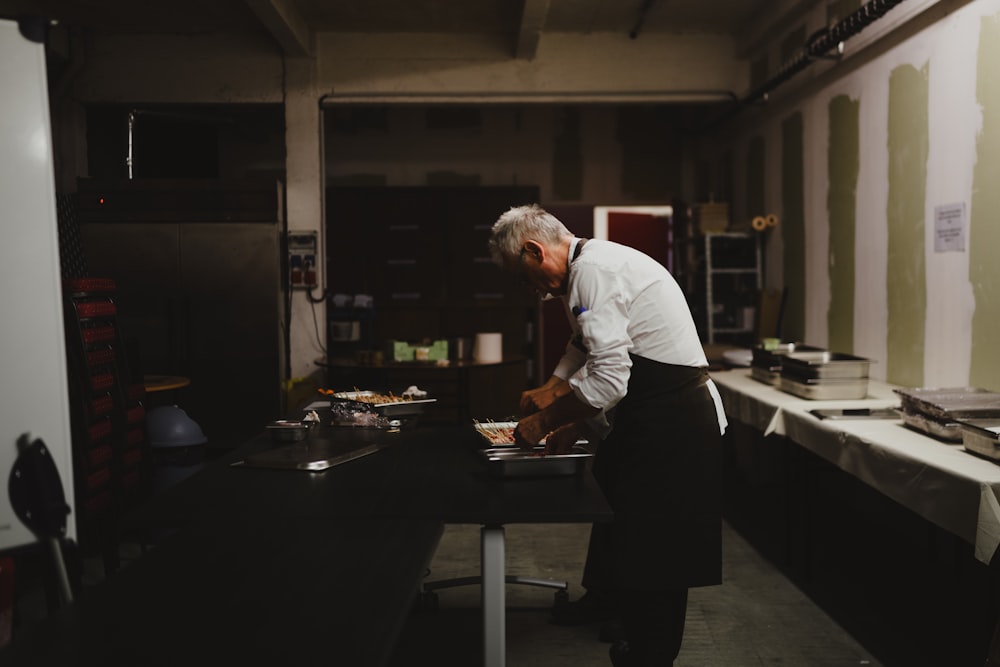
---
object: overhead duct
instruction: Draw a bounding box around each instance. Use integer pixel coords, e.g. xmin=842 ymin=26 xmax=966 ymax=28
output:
xmin=629 ymin=0 xmax=658 ymax=40
xmin=706 ymin=0 xmax=910 ymax=128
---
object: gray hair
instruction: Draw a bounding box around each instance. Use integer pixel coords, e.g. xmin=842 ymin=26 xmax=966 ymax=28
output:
xmin=488 ymin=204 xmax=572 ymax=265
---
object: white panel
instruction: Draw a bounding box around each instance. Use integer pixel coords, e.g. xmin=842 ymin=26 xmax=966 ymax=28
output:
xmin=0 ymin=19 xmax=76 ymax=549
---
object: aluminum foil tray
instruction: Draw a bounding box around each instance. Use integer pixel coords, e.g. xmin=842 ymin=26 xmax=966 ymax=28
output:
xmin=331 ymin=391 xmax=436 ymax=417
xmin=893 ymin=387 xmax=1000 ymax=421
xmin=480 ymin=446 xmax=592 ymax=477
xmin=958 ymin=419 xmax=1000 ymax=462
xmin=899 ymin=410 xmax=963 ymax=442
xmin=778 ymin=376 xmax=869 ymax=400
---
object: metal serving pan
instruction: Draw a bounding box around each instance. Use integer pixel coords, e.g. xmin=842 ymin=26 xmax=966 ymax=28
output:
xmin=331 ymin=390 xmax=437 ymax=417
xmin=749 ymin=342 xmax=825 ymax=385
xmin=893 ymin=387 xmax=1000 ymax=421
xmin=780 ymin=352 xmax=872 ymax=380
xmin=899 ymin=410 xmax=964 ymax=442
xmin=958 ymin=419 xmax=1000 ymax=462
xmin=750 ymin=365 xmax=781 ymax=386
xmin=266 ymin=420 xmax=314 ymax=442
xmin=480 ymin=446 xmax=592 ymax=477
xmin=810 ymin=407 xmax=899 ymax=420
xmin=751 ymin=343 xmax=826 ymax=372
xmin=778 ymin=375 xmax=869 ymax=400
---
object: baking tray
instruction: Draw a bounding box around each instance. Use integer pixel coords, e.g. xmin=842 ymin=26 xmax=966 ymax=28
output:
xmin=331 ymin=390 xmax=437 ymax=417
xmin=899 ymin=410 xmax=964 ymax=442
xmin=778 ymin=376 xmax=869 ymax=400
xmin=780 ymin=352 xmax=872 ymax=380
xmin=480 ymin=446 xmax=592 ymax=477
xmin=893 ymin=387 xmax=1000 ymax=421
xmin=958 ymin=419 xmax=1000 ymax=462
xmin=237 ymin=443 xmax=385 ymax=471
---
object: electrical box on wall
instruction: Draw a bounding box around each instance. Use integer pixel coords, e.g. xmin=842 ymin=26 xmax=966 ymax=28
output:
xmin=287 ymin=231 xmax=318 ymax=288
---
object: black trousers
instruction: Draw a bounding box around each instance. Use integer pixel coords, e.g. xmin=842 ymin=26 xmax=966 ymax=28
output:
xmin=618 ymin=587 xmax=689 ymax=666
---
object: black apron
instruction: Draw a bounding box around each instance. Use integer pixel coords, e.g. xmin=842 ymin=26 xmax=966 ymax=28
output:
xmin=582 ymin=354 xmax=723 ymax=591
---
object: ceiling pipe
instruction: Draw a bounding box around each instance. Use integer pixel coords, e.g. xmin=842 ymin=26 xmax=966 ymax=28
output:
xmin=629 ymin=0 xmax=658 ymax=40
xmin=703 ymin=0 xmax=910 ymax=129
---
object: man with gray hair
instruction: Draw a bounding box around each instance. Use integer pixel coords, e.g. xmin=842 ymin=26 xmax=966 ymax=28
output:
xmin=489 ymin=204 xmax=727 ymax=666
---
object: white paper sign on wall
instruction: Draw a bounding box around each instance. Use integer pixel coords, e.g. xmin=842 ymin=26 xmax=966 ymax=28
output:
xmin=934 ymin=202 xmax=966 ymax=252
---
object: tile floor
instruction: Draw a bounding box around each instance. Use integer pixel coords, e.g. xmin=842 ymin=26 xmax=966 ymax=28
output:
xmin=389 ymin=521 xmax=886 ymax=667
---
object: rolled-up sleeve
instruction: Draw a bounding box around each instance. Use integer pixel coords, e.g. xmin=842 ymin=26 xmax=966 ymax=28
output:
xmin=565 ymin=267 xmax=632 ymax=410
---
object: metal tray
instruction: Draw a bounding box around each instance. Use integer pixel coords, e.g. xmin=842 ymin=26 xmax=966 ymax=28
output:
xmin=810 ymin=407 xmax=899 ymax=420
xmin=958 ymin=419 xmax=1000 ymax=462
xmin=778 ymin=375 xmax=869 ymax=400
xmin=899 ymin=410 xmax=964 ymax=442
xmin=750 ymin=366 xmax=780 ymax=386
xmin=473 ymin=421 xmax=590 ymax=448
xmin=893 ymin=387 xmax=1000 ymax=421
xmin=751 ymin=343 xmax=826 ymax=372
xmin=331 ymin=391 xmax=437 ymax=417
xmin=780 ymin=352 xmax=872 ymax=380
xmin=266 ymin=420 xmax=314 ymax=442
xmin=474 ymin=420 xmax=517 ymax=446
xmin=238 ymin=443 xmax=385 ymax=471
xmin=480 ymin=446 xmax=592 ymax=477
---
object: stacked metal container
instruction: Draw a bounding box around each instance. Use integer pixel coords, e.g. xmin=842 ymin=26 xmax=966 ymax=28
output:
xmin=894 ymin=387 xmax=1000 ymax=461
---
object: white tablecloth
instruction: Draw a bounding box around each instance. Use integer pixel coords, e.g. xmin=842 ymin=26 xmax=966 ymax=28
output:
xmin=711 ymin=368 xmax=1000 ymax=564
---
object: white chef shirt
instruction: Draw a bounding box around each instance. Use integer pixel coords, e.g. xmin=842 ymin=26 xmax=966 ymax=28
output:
xmin=552 ymin=238 xmax=727 ymax=435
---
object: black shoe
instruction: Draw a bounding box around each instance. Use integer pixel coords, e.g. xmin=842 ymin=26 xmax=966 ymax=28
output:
xmin=550 ymin=591 xmax=615 ymax=626
xmin=609 ymin=640 xmax=634 ymax=667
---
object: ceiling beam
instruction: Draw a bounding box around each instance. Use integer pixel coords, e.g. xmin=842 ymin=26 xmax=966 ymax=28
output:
xmin=515 ymin=0 xmax=551 ymax=59
xmin=245 ymin=0 xmax=312 ymax=57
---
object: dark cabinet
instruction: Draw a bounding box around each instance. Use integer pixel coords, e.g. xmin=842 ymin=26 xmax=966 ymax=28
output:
xmin=325 ymin=186 xmax=541 ymax=417
xmin=326 ymin=185 xmax=539 ymax=354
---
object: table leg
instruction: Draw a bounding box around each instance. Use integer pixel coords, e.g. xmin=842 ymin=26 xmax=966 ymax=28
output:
xmin=481 ymin=525 xmax=506 ymax=667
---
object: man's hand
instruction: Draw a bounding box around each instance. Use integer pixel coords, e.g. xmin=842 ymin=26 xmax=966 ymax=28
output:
xmin=519 ymin=377 xmax=571 ymax=415
xmin=542 ymin=422 xmax=583 ymax=455
xmin=513 ymin=411 xmax=550 ymax=450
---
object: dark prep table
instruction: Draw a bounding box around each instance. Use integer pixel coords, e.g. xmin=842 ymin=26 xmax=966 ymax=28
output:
xmin=3 ymin=422 xmax=612 ymax=667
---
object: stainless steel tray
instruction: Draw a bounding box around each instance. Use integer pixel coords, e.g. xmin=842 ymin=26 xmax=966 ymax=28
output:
xmin=238 ymin=443 xmax=385 ymax=471
xmin=780 ymin=352 xmax=872 ymax=380
xmin=810 ymin=407 xmax=899 ymax=420
xmin=480 ymin=446 xmax=592 ymax=477
xmin=266 ymin=420 xmax=314 ymax=442
xmin=778 ymin=376 xmax=869 ymax=400
xmin=750 ymin=366 xmax=780 ymax=386
xmin=331 ymin=391 xmax=437 ymax=417
xmin=958 ymin=419 xmax=1000 ymax=462
xmin=899 ymin=410 xmax=963 ymax=442
xmin=751 ymin=343 xmax=826 ymax=372
xmin=894 ymin=387 xmax=1000 ymax=421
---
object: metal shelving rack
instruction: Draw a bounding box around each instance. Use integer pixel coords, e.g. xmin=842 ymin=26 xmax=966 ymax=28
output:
xmin=704 ymin=232 xmax=762 ymax=344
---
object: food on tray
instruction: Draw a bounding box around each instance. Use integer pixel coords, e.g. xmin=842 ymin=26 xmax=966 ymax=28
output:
xmin=318 ymin=387 xmax=415 ymax=404
xmin=474 ymin=420 xmax=517 ymax=445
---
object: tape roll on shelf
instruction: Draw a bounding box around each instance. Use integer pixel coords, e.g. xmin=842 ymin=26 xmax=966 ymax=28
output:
xmin=473 ymin=332 xmax=503 ymax=363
